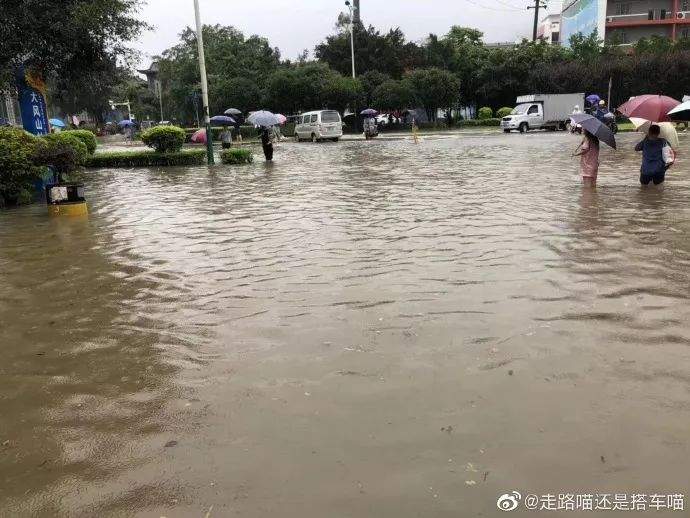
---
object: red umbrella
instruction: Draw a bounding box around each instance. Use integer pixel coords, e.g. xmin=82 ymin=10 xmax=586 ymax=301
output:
xmin=617 ymin=95 xmax=680 ymax=122
xmin=191 ymin=128 xmax=207 ymax=144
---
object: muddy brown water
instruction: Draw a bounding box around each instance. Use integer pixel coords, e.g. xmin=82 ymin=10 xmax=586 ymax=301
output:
xmin=1 ymin=131 xmax=690 ymax=517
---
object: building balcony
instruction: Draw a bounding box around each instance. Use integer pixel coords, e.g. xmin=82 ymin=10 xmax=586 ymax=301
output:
xmin=606 ymin=11 xmax=690 ymax=27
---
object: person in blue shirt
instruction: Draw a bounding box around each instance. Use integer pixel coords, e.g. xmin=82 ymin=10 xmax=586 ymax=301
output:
xmin=635 ymin=124 xmax=668 ymax=185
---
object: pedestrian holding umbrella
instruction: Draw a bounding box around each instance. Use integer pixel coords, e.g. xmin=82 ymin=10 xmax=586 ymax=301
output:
xmin=570 ymin=114 xmax=617 ymax=187
xmin=618 ymin=95 xmax=680 ymax=123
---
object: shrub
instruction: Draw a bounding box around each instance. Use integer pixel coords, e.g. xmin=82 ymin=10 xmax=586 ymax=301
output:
xmin=85 ymin=150 xmax=207 ymax=168
xmin=220 ymin=148 xmax=254 ymax=165
xmin=478 ymin=107 xmax=494 ymax=120
xmin=0 ymin=127 xmax=43 ymax=206
xmin=141 ymin=125 xmax=186 ymax=153
xmin=497 ymin=107 xmax=513 ymax=118
xmin=457 ymin=118 xmax=501 ymax=127
xmin=64 ymin=129 xmax=97 ymax=154
xmin=37 ymin=133 xmax=89 ymax=176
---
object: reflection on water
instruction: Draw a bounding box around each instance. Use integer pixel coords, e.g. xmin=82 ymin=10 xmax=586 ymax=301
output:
xmin=1 ymin=132 xmax=690 ymax=516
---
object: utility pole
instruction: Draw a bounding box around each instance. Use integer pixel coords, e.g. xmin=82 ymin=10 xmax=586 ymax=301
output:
xmin=527 ymin=0 xmax=548 ymax=42
xmin=345 ymin=1 xmax=356 ymax=78
xmin=193 ymin=0 xmax=214 ymax=165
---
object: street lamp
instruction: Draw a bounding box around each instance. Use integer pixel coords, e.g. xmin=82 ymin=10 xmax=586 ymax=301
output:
xmin=109 ymin=99 xmax=133 ymax=121
xmin=193 ymin=0 xmax=215 ymax=165
xmin=345 ymin=1 xmax=356 ymax=78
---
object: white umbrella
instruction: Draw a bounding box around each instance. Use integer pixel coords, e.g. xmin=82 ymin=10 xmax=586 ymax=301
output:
xmin=629 ymin=117 xmax=679 ymax=150
xmin=667 ymin=100 xmax=690 ymax=121
xmin=247 ymin=110 xmax=280 ymax=127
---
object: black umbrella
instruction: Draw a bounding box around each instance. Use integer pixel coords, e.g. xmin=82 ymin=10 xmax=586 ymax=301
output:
xmin=570 ymin=113 xmax=617 ymax=149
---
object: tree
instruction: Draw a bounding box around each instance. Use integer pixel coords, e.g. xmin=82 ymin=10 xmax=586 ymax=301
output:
xmin=157 ymin=25 xmax=281 ymax=123
xmin=315 ymin=22 xmax=421 ymax=79
xmin=264 ymin=62 xmax=333 ymax=114
xmin=372 ymin=80 xmax=413 ymax=111
xmin=0 ymin=0 xmax=148 ymax=85
xmin=406 ymin=68 xmax=460 ymax=121
xmin=359 ymin=71 xmax=390 ymax=107
xmin=322 ymin=75 xmax=363 ymax=114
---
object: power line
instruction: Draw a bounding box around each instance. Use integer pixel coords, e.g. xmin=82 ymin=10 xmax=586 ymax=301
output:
xmin=463 ymin=0 xmax=525 ymax=12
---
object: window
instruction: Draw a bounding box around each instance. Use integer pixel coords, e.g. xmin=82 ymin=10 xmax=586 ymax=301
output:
xmin=661 ymin=9 xmax=667 ymax=19
xmin=648 ymin=9 xmax=654 ymax=19
xmin=527 ymin=105 xmax=539 ymax=115
xmin=552 ymin=31 xmax=560 ymax=43
xmin=310 ymin=115 xmax=317 ymax=123
xmin=616 ymin=3 xmax=631 ymax=15
xmin=649 ymin=8 xmax=665 ymax=19
xmin=683 ymin=0 xmax=689 ymax=11
xmin=321 ymin=111 xmax=340 ymax=123
xmin=682 ymin=28 xmax=690 ymax=38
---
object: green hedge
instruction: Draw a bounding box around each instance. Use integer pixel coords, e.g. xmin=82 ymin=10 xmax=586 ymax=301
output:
xmin=86 ymin=150 xmax=207 ymax=168
xmin=478 ymin=107 xmax=494 ymax=120
xmin=63 ymin=129 xmax=97 ymax=154
xmin=496 ymin=107 xmax=513 ymax=118
xmin=141 ymin=125 xmax=186 ymax=153
xmin=220 ymin=148 xmax=254 ymax=165
xmin=457 ymin=118 xmax=501 ymax=127
xmin=37 ymin=133 xmax=88 ymax=176
xmin=0 ymin=127 xmax=44 ymax=206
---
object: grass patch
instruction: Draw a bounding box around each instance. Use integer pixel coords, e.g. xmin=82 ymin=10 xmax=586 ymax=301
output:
xmin=86 ymin=150 xmax=207 ymax=168
xmin=220 ymin=148 xmax=254 ymax=165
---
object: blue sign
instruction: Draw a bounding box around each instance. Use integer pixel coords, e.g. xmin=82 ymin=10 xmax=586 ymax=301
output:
xmin=16 ymin=67 xmax=50 ymax=135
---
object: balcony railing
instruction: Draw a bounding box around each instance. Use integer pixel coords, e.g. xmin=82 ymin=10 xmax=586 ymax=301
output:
xmin=606 ymin=11 xmax=690 ymax=25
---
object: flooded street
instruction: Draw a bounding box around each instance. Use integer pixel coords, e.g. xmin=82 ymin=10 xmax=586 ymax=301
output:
xmin=2 ymin=130 xmax=690 ymax=516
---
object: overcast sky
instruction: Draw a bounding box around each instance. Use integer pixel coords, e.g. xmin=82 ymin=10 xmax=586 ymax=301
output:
xmin=133 ymin=0 xmax=562 ymax=67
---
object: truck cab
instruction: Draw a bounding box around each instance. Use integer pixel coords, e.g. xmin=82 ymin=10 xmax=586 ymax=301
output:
xmin=501 ymin=103 xmax=544 ymax=133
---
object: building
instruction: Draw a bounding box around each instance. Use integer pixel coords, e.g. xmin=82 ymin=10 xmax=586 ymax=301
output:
xmin=137 ymin=61 xmax=160 ymax=94
xmin=0 ymin=87 xmax=20 ymax=126
xmin=538 ymin=14 xmax=562 ymax=43
xmin=560 ymin=0 xmax=690 ymax=46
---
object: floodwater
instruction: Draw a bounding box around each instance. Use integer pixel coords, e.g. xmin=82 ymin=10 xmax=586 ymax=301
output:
xmin=2 ymin=131 xmax=690 ymax=517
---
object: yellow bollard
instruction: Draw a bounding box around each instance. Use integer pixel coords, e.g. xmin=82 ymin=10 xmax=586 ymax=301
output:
xmin=46 ymin=183 xmax=88 ymax=217
xmin=47 ymin=202 xmax=88 ymax=217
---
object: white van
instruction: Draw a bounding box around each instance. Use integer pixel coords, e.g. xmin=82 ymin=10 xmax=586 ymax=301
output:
xmin=294 ymin=110 xmax=343 ymax=142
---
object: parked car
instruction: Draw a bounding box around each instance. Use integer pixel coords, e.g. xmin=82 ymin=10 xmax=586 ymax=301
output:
xmin=294 ymin=110 xmax=343 ymax=142
xmin=501 ymin=93 xmax=585 ymax=133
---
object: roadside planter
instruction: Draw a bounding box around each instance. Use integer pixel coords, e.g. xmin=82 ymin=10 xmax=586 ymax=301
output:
xmin=46 ymin=182 xmax=88 ymax=216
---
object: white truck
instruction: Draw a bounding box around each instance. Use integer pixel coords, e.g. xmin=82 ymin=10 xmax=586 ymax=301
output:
xmin=500 ymin=93 xmax=585 ymax=133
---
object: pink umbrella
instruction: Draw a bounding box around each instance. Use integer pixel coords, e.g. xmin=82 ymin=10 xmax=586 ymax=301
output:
xmin=191 ymin=128 xmax=207 ymax=144
xmin=276 ymin=114 xmax=287 ymax=125
xmin=618 ymin=95 xmax=680 ymax=123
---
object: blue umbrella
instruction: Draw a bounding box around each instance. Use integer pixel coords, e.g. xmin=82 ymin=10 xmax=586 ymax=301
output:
xmin=570 ymin=113 xmax=616 ymax=149
xmin=360 ymin=108 xmax=378 ymax=117
xmin=49 ymin=118 xmax=66 ymax=128
xmin=118 ymin=120 xmax=135 ymax=128
xmin=586 ymin=94 xmax=601 ymax=106
xmin=210 ymin=115 xmax=236 ymax=125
